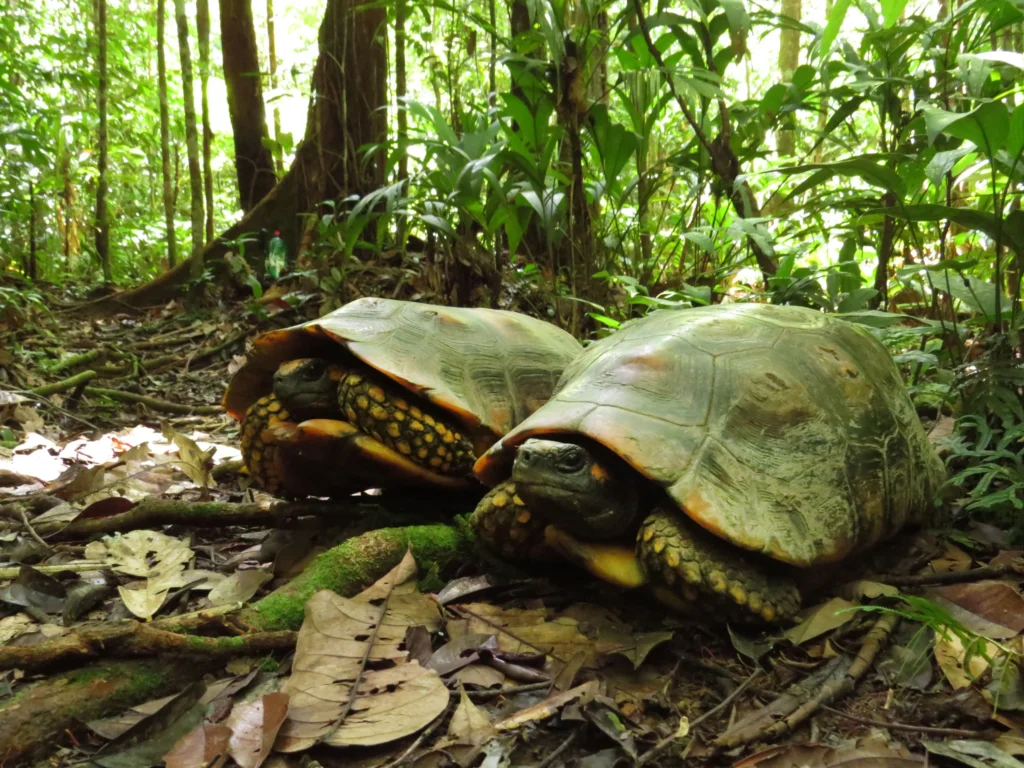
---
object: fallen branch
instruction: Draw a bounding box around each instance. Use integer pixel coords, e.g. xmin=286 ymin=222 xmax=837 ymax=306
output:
xmin=821 ymin=705 xmax=989 ymax=738
xmin=35 ymin=496 xmax=377 ymax=538
xmin=714 ymin=613 xmax=899 ymax=749
xmin=30 ymin=370 xmax=97 ymax=396
xmin=0 ymin=622 xmax=295 ymax=672
xmin=83 ymin=386 xmax=222 ymax=414
xmin=50 ymin=348 xmax=110 ymax=374
xmin=0 ymin=658 xmax=212 ymax=765
xmin=871 ymin=562 xmax=1024 ymax=587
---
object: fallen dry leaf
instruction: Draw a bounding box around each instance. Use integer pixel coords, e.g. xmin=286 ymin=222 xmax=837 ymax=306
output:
xmin=164 ymin=725 xmax=232 ymax=768
xmin=929 ymin=544 xmax=974 ymax=574
xmin=163 ymin=422 xmax=216 ymax=490
xmin=934 ymin=631 xmax=1000 ymax=690
xmin=930 ymin=581 xmax=1024 ymax=640
xmin=784 ymin=597 xmax=858 ymax=646
xmin=226 ymin=692 xmax=290 ymax=768
xmin=207 ymin=569 xmax=271 ymax=606
xmin=85 ymin=530 xmax=194 ymax=620
xmin=275 ymin=551 xmax=447 ymax=751
xmin=447 ymin=685 xmax=493 ymax=745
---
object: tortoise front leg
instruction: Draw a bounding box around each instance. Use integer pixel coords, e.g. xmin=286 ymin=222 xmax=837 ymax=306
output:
xmin=469 ymin=481 xmax=552 ymax=560
xmin=336 ymin=369 xmax=476 ymax=477
xmin=637 ymin=508 xmax=801 ymax=623
xmin=240 ymin=394 xmax=293 ymax=494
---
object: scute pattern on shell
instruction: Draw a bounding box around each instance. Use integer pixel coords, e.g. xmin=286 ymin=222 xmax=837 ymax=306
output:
xmin=475 ymin=303 xmax=946 ymax=568
xmin=223 ymin=297 xmax=584 ymax=442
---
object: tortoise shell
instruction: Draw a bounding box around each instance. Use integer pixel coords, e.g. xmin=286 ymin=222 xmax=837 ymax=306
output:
xmin=224 ymin=297 xmax=583 ymax=450
xmin=475 ymin=303 xmax=946 ymax=567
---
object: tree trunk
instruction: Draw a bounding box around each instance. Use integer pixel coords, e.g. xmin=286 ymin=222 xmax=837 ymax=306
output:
xmin=95 ymin=0 xmax=112 ymax=283
xmin=220 ymin=0 xmax=277 ymax=211
xmin=777 ymin=0 xmax=801 ymax=157
xmin=395 ymin=0 xmax=408 ymax=248
xmin=157 ymin=0 xmax=177 ymax=267
xmin=198 ymin=0 xmax=214 ymax=243
xmin=85 ymin=0 xmax=387 ymax=313
xmin=27 ymin=180 xmax=38 ymax=280
xmin=173 ymin=0 xmax=205 ymax=275
xmin=267 ymin=0 xmax=284 ymax=174
xmin=57 ymin=149 xmax=79 ymax=272
xmin=487 ymin=0 xmax=496 ymax=104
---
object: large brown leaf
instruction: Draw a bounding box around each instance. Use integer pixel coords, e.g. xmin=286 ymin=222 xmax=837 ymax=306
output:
xmin=275 ymin=551 xmax=447 ymax=751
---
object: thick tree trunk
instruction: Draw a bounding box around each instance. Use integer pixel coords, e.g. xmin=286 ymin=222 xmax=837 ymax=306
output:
xmin=157 ymin=0 xmax=177 ymax=267
xmin=777 ymin=0 xmax=801 ymax=157
xmin=198 ymin=0 xmax=214 ymax=242
xmin=220 ymin=0 xmax=277 ymax=211
xmin=86 ymin=0 xmax=386 ymax=313
xmin=95 ymin=0 xmax=112 ymax=282
xmin=173 ymin=0 xmax=205 ymax=274
xmin=267 ymin=0 xmax=284 ymax=175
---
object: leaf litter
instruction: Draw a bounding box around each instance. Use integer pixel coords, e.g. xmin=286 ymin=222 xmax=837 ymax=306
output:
xmin=6 ymin=298 xmax=1024 ymax=766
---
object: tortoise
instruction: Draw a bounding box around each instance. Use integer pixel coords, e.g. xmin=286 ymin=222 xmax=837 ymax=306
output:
xmin=223 ymin=297 xmax=583 ymax=498
xmin=471 ymin=303 xmax=946 ymax=622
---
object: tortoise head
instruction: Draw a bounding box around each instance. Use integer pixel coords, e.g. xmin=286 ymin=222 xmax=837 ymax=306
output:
xmin=511 ymin=438 xmax=638 ymax=539
xmin=272 ymin=358 xmax=345 ymax=419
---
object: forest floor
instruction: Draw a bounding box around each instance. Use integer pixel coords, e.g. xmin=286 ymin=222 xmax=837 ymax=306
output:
xmin=0 ymin=281 xmax=1022 ymax=768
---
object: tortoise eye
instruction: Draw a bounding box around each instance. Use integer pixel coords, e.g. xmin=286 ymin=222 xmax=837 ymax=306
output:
xmin=560 ymin=448 xmax=586 ymax=472
xmin=301 ymin=360 xmax=327 ymax=380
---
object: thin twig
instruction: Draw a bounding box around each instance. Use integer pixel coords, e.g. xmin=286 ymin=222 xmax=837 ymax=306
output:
xmin=458 ymin=681 xmax=554 ymax=700
xmin=637 ymin=669 xmax=760 ymax=766
xmin=385 ymin=703 xmax=452 ymax=767
xmin=821 ymin=705 xmax=985 ymax=738
xmin=536 ymin=727 xmax=580 ymax=768
xmin=17 ymin=508 xmax=52 ymax=554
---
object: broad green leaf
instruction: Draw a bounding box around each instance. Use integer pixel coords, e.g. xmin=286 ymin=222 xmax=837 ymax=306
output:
xmin=961 ymin=50 xmax=1024 ymax=71
xmin=776 ymin=158 xmax=905 ymax=196
xmin=588 ymin=106 xmax=639 ymax=195
xmin=835 ymin=310 xmax=931 ymax=328
xmin=880 ymin=0 xmax=910 ymax=27
xmin=922 ymin=103 xmax=1010 ymax=156
xmin=818 ymin=0 xmax=852 ymax=59
xmin=1008 ymin=106 xmax=1024 ymax=161
xmin=837 ymin=287 xmax=878 ymax=313
xmin=925 ymin=147 xmax=973 ymax=187
xmin=879 ymin=204 xmax=1024 ymax=256
xmin=421 ymin=214 xmax=457 ymax=239
xmin=682 ymin=231 xmax=716 ymax=253
xmin=760 ymin=84 xmax=787 ymax=115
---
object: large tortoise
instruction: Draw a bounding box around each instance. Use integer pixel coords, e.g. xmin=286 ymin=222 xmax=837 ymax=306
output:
xmin=224 ymin=297 xmax=583 ymax=497
xmin=472 ymin=303 xmax=946 ymax=622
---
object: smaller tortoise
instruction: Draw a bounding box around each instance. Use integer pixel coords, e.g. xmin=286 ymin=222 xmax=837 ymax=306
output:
xmin=472 ymin=303 xmax=946 ymax=622
xmin=223 ymin=297 xmax=582 ymax=497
